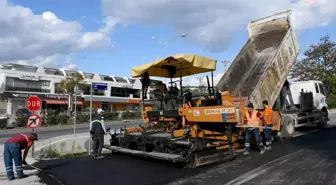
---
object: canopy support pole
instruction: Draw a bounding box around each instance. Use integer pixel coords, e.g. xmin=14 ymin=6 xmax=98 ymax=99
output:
xmin=180 ymin=62 xmax=183 ymax=104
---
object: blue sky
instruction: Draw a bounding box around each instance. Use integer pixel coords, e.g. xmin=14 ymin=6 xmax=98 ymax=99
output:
xmin=6 ymin=0 xmax=336 ymax=83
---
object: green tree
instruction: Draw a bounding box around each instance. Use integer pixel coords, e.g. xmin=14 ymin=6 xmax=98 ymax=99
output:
xmin=55 ymin=72 xmax=86 ymax=116
xmin=290 ymin=35 xmax=336 ymax=96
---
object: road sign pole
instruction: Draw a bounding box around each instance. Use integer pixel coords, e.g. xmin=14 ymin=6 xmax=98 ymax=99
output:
xmin=32 ymin=128 xmax=35 ymax=158
xmin=89 ymin=82 xmax=93 ymax=155
xmin=31 ymin=110 xmax=34 ymax=158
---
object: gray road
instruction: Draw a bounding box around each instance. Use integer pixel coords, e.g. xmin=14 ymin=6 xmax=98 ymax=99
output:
xmin=0 ymin=122 xmax=142 ymax=144
xmin=33 ymin=114 xmax=336 ymax=185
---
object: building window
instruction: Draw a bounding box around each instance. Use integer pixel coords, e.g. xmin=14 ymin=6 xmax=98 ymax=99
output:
xmin=111 ymin=87 xmax=140 ymax=98
xmin=315 ymin=83 xmax=320 ymax=93
xmin=114 ymin=76 xmax=128 ymax=83
xmin=81 ymin=85 xmax=105 ymax=96
xmin=128 ymin=78 xmax=136 ymax=84
xmin=5 ymin=77 xmax=50 ymax=93
xmin=103 ymin=76 xmax=114 ymax=82
xmin=318 ymin=83 xmax=325 ymax=95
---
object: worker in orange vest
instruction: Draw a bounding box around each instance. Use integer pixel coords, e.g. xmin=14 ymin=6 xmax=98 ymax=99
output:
xmin=243 ymin=103 xmax=266 ymax=155
xmin=262 ymin=100 xmax=273 ymax=150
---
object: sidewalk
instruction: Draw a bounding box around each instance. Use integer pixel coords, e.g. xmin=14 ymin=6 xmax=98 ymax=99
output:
xmin=0 ymin=144 xmax=43 ymax=185
xmin=0 ymin=119 xmax=143 ymax=135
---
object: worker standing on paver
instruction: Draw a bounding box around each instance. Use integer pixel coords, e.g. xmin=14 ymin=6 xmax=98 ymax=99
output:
xmin=243 ymin=103 xmax=266 ymax=155
xmin=3 ymin=133 xmax=38 ymax=181
xmin=90 ymin=108 xmax=107 ymax=159
xmin=262 ymin=100 xmax=273 ymax=150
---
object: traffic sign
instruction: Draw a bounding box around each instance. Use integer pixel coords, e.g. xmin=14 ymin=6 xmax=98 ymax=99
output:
xmin=26 ymin=114 xmax=42 ymax=128
xmin=26 ymin=96 xmax=42 ymax=111
xmin=93 ymin=83 xmax=107 ymax=90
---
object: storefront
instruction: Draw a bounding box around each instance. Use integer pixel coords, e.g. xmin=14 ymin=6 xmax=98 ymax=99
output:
xmin=83 ymin=96 xmax=140 ymax=112
xmin=2 ymin=92 xmax=83 ymax=115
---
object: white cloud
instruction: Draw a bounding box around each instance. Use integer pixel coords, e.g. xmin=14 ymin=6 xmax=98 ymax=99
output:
xmin=102 ymin=0 xmax=336 ymax=52
xmin=14 ymin=54 xmax=77 ymax=70
xmin=0 ymin=0 xmax=115 ymax=67
xmin=102 ymin=0 xmax=336 ymax=85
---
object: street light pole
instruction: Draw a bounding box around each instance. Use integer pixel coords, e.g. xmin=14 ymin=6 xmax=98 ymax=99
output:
xmin=222 ymin=60 xmax=230 ymax=73
xmin=74 ymin=85 xmax=78 ymax=138
xmin=89 ymin=82 xmax=93 ymax=155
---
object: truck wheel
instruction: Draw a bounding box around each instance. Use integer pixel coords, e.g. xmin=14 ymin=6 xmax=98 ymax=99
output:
xmin=317 ymin=111 xmax=328 ymax=129
xmin=280 ymin=116 xmax=295 ymax=138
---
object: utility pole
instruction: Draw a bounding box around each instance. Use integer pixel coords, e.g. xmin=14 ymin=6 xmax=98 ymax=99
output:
xmin=222 ymin=60 xmax=231 ymax=73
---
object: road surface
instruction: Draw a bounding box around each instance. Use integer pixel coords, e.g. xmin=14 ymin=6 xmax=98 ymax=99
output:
xmin=32 ymin=114 xmax=336 ymax=185
xmin=0 ymin=121 xmax=142 ymax=144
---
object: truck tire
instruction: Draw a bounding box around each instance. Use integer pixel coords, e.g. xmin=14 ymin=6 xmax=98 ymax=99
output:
xmin=317 ymin=111 xmax=328 ymax=129
xmin=280 ymin=116 xmax=295 ymax=138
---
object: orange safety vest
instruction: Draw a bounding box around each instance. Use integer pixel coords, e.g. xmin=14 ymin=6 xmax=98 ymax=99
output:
xmin=245 ymin=110 xmax=260 ymax=128
xmin=264 ymin=106 xmax=273 ymax=124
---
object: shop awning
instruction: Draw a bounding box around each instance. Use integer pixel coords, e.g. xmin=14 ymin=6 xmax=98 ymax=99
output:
xmin=45 ymin=100 xmax=83 ymax=105
xmin=127 ymin=99 xmax=140 ymax=104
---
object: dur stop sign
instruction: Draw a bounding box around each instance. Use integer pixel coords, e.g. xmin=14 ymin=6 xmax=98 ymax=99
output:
xmin=26 ymin=96 xmax=42 ymax=111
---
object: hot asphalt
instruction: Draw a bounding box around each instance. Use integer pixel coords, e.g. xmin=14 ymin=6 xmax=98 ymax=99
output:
xmin=32 ymin=116 xmax=336 ymax=185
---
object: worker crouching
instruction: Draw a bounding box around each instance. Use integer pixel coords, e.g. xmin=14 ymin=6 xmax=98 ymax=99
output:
xmin=243 ymin=103 xmax=266 ymax=155
xmin=4 ymin=133 xmax=38 ymax=181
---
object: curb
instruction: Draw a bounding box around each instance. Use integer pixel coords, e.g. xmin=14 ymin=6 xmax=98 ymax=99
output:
xmin=0 ymin=119 xmax=143 ymax=135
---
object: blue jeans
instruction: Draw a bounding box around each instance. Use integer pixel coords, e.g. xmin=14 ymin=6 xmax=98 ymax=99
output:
xmin=3 ymin=142 xmax=24 ymax=179
xmin=245 ymin=128 xmax=263 ymax=150
xmin=263 ymin=124 xmax=273 ymax=147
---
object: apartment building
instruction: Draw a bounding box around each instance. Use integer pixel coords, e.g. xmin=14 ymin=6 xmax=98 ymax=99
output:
xmin=0 ymin=63 xmax=142 ymax=116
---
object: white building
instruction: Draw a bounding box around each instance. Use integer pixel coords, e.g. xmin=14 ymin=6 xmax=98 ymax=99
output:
xmin=0 ymin=63 xmax=142 ymax=116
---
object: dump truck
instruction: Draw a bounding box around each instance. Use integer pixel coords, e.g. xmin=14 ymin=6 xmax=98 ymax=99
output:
xmin=216 ymin=9 xmax=329 ymax=138
xmin=103 ymin=9 xmax=329 ymax=168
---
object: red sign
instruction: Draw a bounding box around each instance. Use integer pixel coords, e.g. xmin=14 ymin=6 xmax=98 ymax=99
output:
xmin=26 ymin=96 xmax=42 ymax=111
xmin=26 ymin=114 xmax=42 ymax=128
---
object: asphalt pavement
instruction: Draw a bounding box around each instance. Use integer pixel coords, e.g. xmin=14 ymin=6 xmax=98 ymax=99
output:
xmin=0 ymin=121 xmax=142 ymax=144
xmin=32 ymin=115 xmax=336 ymax=185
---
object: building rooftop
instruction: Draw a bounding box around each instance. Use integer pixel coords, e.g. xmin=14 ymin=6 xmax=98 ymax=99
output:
xmin=0 ymin=63 xmax=137 ymax=85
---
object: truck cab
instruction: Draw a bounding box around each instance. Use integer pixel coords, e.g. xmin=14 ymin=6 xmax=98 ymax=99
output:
xmin=289 ymin=80 xmax=328 ymax=112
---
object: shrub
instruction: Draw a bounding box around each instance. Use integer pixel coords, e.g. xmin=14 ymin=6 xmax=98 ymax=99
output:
xmin=121 ymin=111 xmax=141 ymax=120
xmin=39 ymin=146 xmax=61 ymax=159
xmin=103 ymin=112 xmax=119 ymax=120
xmin=57 ymin=115 xmax=70 ymax=125
xmin=14 ymin=115 xmax=28 ymax=127
xmin=45 ymin=115 xmax=59 ymax=126
xmin=77 ymin=113 xmax=89 ymax=124
xmin=0 ymin=119 xmax=8 ymax=129
xmin=327 ymin=94 xmax=336 ymax=109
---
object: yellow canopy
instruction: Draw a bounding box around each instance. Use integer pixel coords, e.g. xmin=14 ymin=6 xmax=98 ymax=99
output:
xmin=131 ymin=54 xmax=217 ymax=78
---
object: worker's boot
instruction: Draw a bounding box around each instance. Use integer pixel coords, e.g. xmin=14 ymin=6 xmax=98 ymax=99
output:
xmin=243 ymin=148 xmax=250 ymax=155
xmin=96 ymin=155 xmax=105 ymax=159
xmin=17 ymin=174 xmax=28 ymax=179
xmin=259 ymin=145 xmax=266 ymax=154
xmin=8 ymin=176 xmax=15 ymax=181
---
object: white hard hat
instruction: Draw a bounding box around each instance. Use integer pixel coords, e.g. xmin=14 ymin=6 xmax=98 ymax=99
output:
xmin=97 ymin=108 xmax=104 ymax=114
